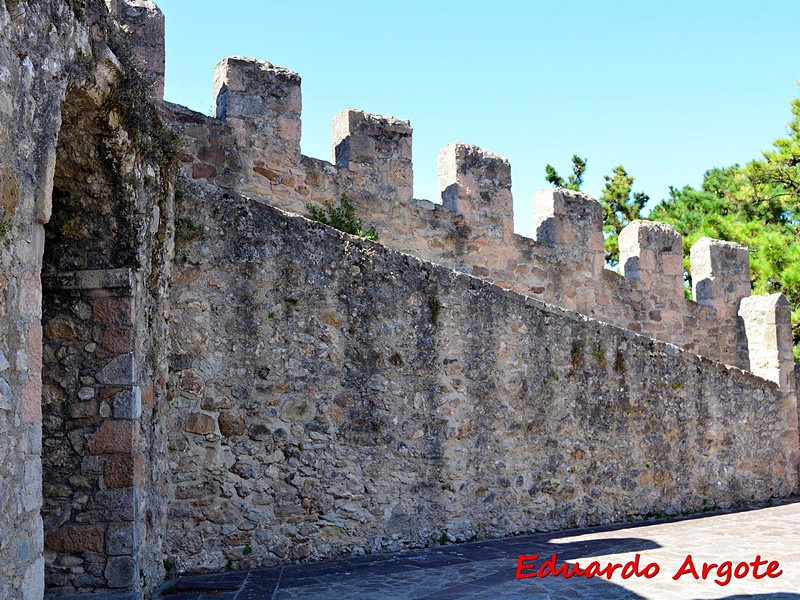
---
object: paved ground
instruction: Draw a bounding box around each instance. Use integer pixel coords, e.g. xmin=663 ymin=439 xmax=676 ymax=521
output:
xmin=157 ymin=500 xmax=800 ymax=599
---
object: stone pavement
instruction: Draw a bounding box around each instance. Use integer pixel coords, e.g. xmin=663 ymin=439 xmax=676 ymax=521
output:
xmin=157 ymin=500 xmax=800 ymax=599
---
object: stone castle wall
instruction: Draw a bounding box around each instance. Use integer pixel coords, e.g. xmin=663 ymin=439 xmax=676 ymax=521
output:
xmin=0 ymin=1 xmax=798 ymax=597
xmin=169 ymin=56 xmax=795 ymax=392
xmin=0 ymin=2 xmax=85 ymax=597
xmin=1 ymin=0 xmax=174 ymax=597
xmin=164 ymin=181 xmax=798 ymax=573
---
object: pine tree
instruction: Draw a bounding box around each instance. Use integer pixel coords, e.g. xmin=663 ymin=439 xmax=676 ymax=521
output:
xmin=544 ymin=155 xmax=587 ymax=191
xmin=599 ymin=166 xmax=648 ymax=266
xmin=651 ymin=92 xmax=800 ymax=359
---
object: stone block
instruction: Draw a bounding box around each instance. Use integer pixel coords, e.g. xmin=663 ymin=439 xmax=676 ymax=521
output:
xmin=119 ymin=0 xmax=165 ymax=100
xmin=22 ymin=557 xmax=44 ymax=600
xmin=213 ymin=57 xmax=301 ymax=166
xmin=105 ymin=555 xmax=136 ymax=588
xmin=42 ymin=268 xmax=133 ymax=292
xmin=96 ymin=354 xmax=136 ymax=385
xmin=104 ymin=453 xmax=144 ymax=489
xmin=184 ymin=412 xmax=215 ymax=435
xmin=214 ymin=57 xmax=301 ymax=120
xmin=69 ymin=400 xmax=98 ymax=419
xmin=21 ymin=376 xmax=42 ymax=424
xmin=106 ymin=522 xmax=138 ymax=556
xmin=93 ymin=297 xmax=134 ymax=326
xmin=739 ymin=293 xmax=794 ymax=391
xmin=332 ymin=109 xmax=413 ymax=201
xmin=439 ymin=142 xmax=513 ymax=241
xmin=533 ymin=188 xmax=605 ymax=275
xmin=218 ymin=412 xmax=245 ymax=437
xmin=619 ymin=220 xmax=684 ymax=299
xmin=46 ymin=524 xmax=105 ymax=554
xmin=95 ymin=488 xmax=135 ymax=511
xmin=18 ymin=272 xmax=41 ymax=319
xmin=112 ymin=387 xmax=142 ymax=420
xmin=88 ymin=420 xmax=139 ymax=455
xmin=22 ymin=459 xmax=42 ymax=513
xmin=690 ymin=237 xmax=750 ymax=318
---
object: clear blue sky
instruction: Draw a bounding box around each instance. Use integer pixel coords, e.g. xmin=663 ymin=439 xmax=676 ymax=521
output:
xmin=157 ymin=0 xmax=800 ymax=238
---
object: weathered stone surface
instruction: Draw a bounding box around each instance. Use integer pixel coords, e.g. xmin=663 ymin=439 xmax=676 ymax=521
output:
xmin=119 ymin=0 xmax=165 ymax=100
xmin=112 ymin=388 xmax=142 ymax=420
xmin=104 ymin=454 xmax=139 ymax=488
xmin=218 ymin=412 xmax=245 ymax=437
xmin=46 ymin=525 xmax=105 ymax=554
xmin=0 ymin=163 xmax=19 ymax=214
xmin=88 ymin=420 xmax=138 ymax=455
xmin=619 ymin=220 xmax=684 ymax=300
xmin=691 ymin=237 xmax=751 ymax=319
xmin=105 ymin=555 xmax=136 ymax=588
xmin=0 ymin=378 xmax=12 ymax=410
xmin=174 ymin=57 xmax=799 ymax=377
xmin=184 ymin=412 xmax=216 ymax=435
xmin=106 ymin=522 xmax=136 ymax=556
xmin=2 ymin=5 xmax=798 ymax=598
xmin=96 ymin=354 xmax=136 ymax=385
xmin=439 ymin=142 xmax=512 ymax=240
xmin=165 ymin=190 xmax=798 ymax=573
xmin=740 ymin=293 xmax=795 ymax=390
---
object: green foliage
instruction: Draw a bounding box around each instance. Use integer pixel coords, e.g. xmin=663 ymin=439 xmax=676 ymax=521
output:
xmin=544 ymin=157 xmax=647 ymax=266
xmin=242 ymin=544 xmax=253 ymax=556
xmin=651 ymin=89 xmax=800 ymax=360
xmin=428 ymin=295 xmax=442 ymax=325
xmin=0 ymin=209 xmax=11 ymax=238
xmin=59 ymin=221 xmax=74 ymax=238
xmin=599 ymin=166 xmax=648 ymax=266
xmin=591 ymin=346 xmax=606 ymax=365
xmin=103 ymin=78 xmax=178 ymax=164
xmin=306 ymin=194 xmax=378 ymax=240
xmin=174 ymin=216 xmax=201 ymax=241
xmin=545 ymin=155 xmax=587 ymax=191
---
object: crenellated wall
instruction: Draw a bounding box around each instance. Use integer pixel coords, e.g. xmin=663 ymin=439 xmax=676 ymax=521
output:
xmin=168 ymin=56 xmax=794 ymax=391
xmin=160 ymin=52 xmax=800 ymax=579
xmin=1 ymin=5 xmax=799 ymax=598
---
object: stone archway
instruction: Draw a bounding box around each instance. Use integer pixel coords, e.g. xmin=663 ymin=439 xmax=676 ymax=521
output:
xmin=36 ymin=37 xmax=171 ymax=597
xmin=41 ymin=85 xmax=139 ymax=595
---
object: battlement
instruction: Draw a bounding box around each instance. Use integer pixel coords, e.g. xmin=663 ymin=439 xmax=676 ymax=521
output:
xmin=3 ymin=5 xmax=798 ymax=597
xmin=168 ymin=55 xmax=795 ymax=391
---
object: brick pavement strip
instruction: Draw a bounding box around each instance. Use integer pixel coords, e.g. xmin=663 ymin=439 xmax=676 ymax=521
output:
xmin=157 ymin=501 xmax=800 ymax=600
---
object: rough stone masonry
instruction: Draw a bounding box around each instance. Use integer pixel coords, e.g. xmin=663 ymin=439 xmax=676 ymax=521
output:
xmin=0 ymin=0 xmax=797 ymax=598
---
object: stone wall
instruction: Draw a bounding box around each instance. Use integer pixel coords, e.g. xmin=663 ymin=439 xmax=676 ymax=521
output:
xmin=1 ymin=0 xmax=173 ymax=597
xmin=0 ymin=2 xmax=85 ymax=597
xmin=1 ymin=2 xmax=799 ymax=597
xmin=164 ymin=181 xmax=798 ymax=573
xmin=168 ymin=57 xmax=795 ymax=388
